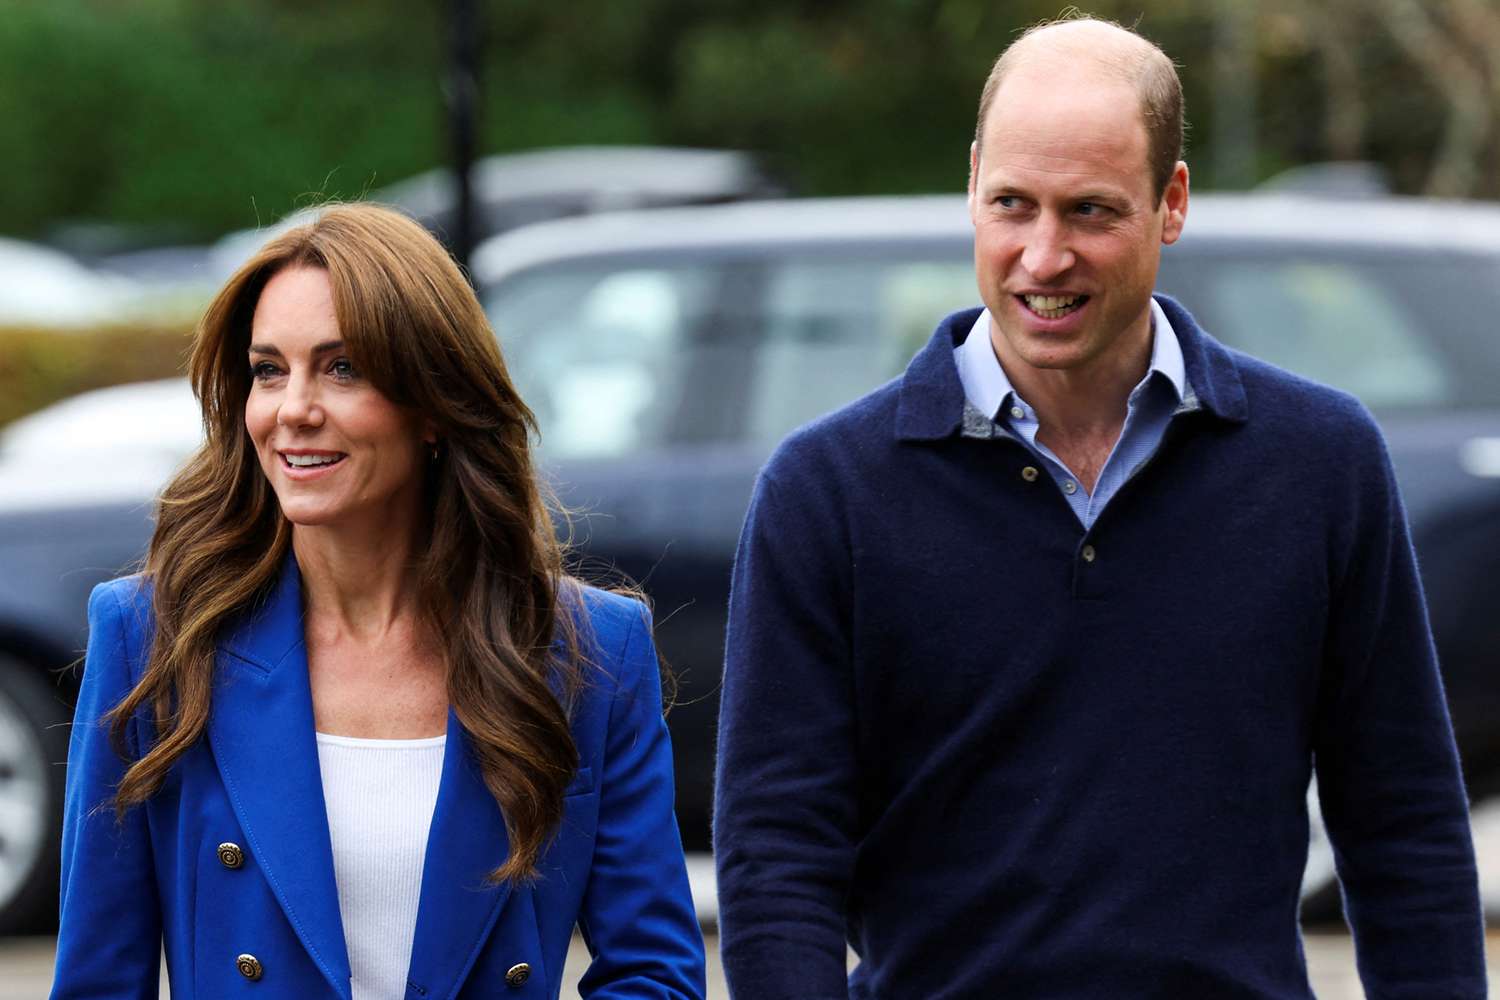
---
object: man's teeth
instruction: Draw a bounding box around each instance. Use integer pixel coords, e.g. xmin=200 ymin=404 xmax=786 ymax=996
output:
xmin=285 ymin=454 xmax=340 ymax=467
xmin=1023 ymin=294 xmax=1086 ymax=319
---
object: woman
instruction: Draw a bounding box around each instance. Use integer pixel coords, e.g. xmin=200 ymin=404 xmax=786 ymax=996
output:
xmin=51 ymin=204 xmax=706 ymax=999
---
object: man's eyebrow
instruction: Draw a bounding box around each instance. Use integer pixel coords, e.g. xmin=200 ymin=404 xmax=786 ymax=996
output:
xmin=247 ymin=339 xmax=344 ymax=356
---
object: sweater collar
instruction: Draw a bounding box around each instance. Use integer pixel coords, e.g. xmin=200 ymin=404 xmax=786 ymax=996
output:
xmin=894 ymin=294 xmax=1248 ymax=441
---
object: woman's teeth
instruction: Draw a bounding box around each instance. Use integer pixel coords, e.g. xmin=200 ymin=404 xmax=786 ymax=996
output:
xmin=284 ymin=454 xmax=341 ymax=467
xmin=1023 ymin=294 xmax=1087 ymax=319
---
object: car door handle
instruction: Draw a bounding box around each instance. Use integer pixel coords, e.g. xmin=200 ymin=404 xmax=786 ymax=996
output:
xmin=1458 ymin=436 xmax=1500 ymax=478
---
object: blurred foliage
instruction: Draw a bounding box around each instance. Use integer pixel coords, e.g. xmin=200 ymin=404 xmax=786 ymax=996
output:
xmin=0 ymin=324 xmax=191 ymax=428
xmin=1 ymin=0 xmax=1499 ymax=241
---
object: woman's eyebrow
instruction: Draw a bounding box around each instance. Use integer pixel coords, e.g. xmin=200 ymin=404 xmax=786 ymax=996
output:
xmin=247 ymin=339 xmax=344 ymax=356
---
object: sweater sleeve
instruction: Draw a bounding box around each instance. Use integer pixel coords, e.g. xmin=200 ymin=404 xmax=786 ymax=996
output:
xmin=50 ymin=581 xmax=163 ymax=1000
xmin=1313 ymin=417 xmax=1486 ymax=997
xmin=715 ymin=465 xmax=857 ymax=1000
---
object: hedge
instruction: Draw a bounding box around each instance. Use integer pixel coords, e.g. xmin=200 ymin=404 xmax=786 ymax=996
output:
xmin=0 ymin=324 xmax=193 ymax=429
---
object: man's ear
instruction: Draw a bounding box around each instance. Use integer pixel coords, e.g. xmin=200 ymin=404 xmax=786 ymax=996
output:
xmin=1160 ymin=161 xmax=1190 ymax=246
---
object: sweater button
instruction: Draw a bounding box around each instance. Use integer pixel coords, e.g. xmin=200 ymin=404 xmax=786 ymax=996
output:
xmin=1081 ymin=544 xmax=1097 ymax=563
xmin=505 ymin=963 xmax=531 ymax=988
xmin=1020 ymin=465 xmax=1039 ymax=482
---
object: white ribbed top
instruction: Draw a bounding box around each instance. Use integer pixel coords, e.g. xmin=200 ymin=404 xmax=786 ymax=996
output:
xmin=316 ymin=732 xmax=446 ymax=1000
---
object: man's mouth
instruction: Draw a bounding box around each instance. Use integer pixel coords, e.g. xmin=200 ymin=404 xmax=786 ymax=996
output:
xmin=1019 ymin=293 xmax=1089 ymax=320
xmin=280 ymin=451 xmax=346 ymax=469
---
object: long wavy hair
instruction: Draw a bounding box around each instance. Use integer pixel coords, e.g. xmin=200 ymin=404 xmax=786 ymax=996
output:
xmin=107 ymin=203 xmax=591 ymax=882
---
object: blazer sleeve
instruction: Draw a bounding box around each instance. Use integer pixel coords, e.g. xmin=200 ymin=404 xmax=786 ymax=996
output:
xmin=51 ymin=581 xmax=163 ymax=1000
xmin=715 ymin=467 xmax=857 ymax=1000
xmin=1313 ymin=414 xmax=1486 ymax=995
xmin=575 ymin=602 xmax=707 ymax=999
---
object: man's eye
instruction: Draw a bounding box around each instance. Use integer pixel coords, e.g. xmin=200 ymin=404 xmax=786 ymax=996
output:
xmin=996 ymin=196 xmax=1020 ymax=209
xmin=1077 ymin=202 xmax=1107 ymax=216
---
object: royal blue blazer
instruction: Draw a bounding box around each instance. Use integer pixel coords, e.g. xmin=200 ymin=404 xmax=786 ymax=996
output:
xmin=51 ymin=560 xmax=706 ymax=999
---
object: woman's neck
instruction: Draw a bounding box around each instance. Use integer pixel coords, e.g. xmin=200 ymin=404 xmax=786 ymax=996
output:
xmin=291 ymin=525 xmax=423 ymax=642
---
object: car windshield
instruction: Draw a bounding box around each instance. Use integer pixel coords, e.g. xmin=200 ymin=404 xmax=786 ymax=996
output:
xmin=483 ymin=243 xmax=1500 ymax=458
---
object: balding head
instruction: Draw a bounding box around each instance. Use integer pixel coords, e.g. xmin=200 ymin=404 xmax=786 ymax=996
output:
xmin=975 ymin=17 xmax=1184 ymax=203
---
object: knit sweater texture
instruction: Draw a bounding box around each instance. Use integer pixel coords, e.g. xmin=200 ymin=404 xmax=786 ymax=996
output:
xmin=714 ymin=297 xmax=1486 ymax=999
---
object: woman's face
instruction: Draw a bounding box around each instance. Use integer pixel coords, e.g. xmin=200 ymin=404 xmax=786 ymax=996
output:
xmin=244 ymin=266 xmax=434 ymax=536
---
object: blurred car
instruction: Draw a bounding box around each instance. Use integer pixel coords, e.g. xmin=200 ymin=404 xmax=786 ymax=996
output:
xmin=0 ymin=237 xmax=147 ymax=327
xmin=3 ymin=192 xmax=1500 ymax=931
xmin=0 ymin=379 xmax=200 ymax=514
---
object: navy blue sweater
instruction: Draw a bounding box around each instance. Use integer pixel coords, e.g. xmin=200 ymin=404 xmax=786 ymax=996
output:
xmin=715 ymin=299 xmax=1485 ymax=999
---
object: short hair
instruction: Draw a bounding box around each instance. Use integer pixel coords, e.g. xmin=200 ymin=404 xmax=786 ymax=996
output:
xmin=974 ymin=16 xmax=1184 ymax=203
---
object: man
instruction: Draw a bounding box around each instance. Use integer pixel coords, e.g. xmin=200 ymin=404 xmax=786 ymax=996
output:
xmin=714 ymin=16 xmax=1486 ymax=999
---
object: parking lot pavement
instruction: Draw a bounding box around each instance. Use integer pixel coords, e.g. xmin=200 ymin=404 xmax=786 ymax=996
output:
xmin=5 ymin=932 xmax=1497 ymax=998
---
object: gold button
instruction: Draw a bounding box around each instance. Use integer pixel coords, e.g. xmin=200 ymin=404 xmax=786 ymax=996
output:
xmin=505 ymin=962 xmax=531 ymax=988
xmin=1020 ymin=466 xmax=1039 ymax=482
xmin=236 ymin=954 xmax=263 ymax=981
xmin=1081 ymin=544 xmax=1097 ymax=563
xmin=218 ymin=842 xmax=245 ymax=869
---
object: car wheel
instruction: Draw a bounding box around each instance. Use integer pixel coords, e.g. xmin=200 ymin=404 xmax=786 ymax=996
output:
xmin=0 ymin=654 xmax=68 ymax=934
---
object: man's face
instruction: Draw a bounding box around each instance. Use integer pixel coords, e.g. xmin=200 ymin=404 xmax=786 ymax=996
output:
xmin=968 ymin=63 xmax=1187 ymax=379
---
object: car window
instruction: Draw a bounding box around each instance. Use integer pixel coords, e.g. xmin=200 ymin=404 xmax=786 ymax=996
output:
xmin=486 ymin=265 xmax=731 ymax=458
xmin=484 ymin=253 xmax=974 ymax=456
xmin=747 ymin=258 xmax=975 ymax=444
xmin=1159 ymin=249 xmax=1500 ymax=411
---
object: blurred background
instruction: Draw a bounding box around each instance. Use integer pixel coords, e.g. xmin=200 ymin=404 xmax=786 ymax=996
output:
xmin=4 ymin=0 xmax=1500 ymax=993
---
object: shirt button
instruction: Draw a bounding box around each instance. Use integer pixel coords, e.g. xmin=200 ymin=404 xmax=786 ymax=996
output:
xmin=236 ymin=954 xmax=264 ymax=981
xmin=1081 ymin=544 xmax=1097 ymax=563
xmin=1009 ymin=405 xmax=1025 ymax=420
xmin=1063 ymin=481 xmax=1078 ymax=495
xmin=218 ymin=842 xmax=245 ymax=869
xmin=505 ymin=963 xmax=532 ymax=988
xmin=1020 ymin=466 xmax=1039 ymax=482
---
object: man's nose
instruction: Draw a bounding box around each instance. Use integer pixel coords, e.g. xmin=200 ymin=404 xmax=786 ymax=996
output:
xmin=1020 ymin=215 xmax=1075 ymax=283
xmin=277 ymin=371 xmax=323 ymax=428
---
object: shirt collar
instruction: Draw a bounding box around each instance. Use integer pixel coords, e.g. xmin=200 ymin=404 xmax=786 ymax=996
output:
xmin=954 ymin=298 xmax=1188 ymax=420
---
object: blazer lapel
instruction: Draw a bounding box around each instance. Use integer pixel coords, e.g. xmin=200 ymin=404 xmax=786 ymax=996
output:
xmin=404 ymin=708 xmax=514 ymax=1000
xmin=208 ymin=560 xmax=353 ymax=1000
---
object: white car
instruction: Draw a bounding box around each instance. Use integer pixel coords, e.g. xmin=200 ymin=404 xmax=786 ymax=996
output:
xmin=0 ymin=379 xmax=201 ymax=513
xmin=0 ymin=238 xmax=146 ymax=328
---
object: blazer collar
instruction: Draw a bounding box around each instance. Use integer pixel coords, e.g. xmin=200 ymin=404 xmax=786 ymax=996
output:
xmin=404 ymin=708 xmax=515 ymax=1000
xmin=209 ymin=557 xmax=353 ymax=1000
xmin=210 ymin=557 xmax=516 ymax=1000
xmin=894 ymin=295 xmax=1249 ymax=442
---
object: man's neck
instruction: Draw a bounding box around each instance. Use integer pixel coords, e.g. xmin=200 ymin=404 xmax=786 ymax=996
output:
xmin=993 ymin=311 xmax=1154 ymax=493
xmin=994 ymin=313 xmax=1152 ymax=435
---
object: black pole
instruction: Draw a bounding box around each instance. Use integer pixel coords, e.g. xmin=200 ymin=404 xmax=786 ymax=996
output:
xmin=447 ymin=0 xmax=480 ymax=281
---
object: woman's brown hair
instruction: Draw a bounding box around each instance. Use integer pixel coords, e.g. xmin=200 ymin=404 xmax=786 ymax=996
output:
xmin=107 ymin=203 xmax=588 ymax=882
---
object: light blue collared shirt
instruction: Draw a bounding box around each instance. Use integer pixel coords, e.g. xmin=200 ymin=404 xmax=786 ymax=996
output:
xmin=953 ymin=299 xmax=1194 ymax=529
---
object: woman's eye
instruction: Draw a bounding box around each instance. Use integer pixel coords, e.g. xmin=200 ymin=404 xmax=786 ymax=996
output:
xmin=250 ymin=361 xmax=280 ymax=380
xmin=329 ymin=358 xmax=358 ymax=380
